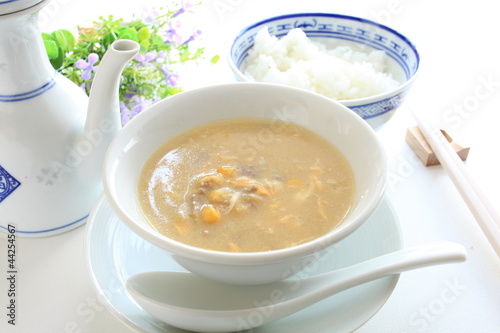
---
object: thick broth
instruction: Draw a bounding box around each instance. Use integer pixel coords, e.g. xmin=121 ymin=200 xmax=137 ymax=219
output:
xmin=138 ymin=118 xmax=355 ymax=252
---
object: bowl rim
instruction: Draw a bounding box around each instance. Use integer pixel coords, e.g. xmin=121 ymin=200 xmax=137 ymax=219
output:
xmin=227 ymin=12 xmax=420 ymax=106
xmin=103 ymin=82 xmax=387 ymax=265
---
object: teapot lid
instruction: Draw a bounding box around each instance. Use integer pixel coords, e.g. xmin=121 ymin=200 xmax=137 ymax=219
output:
xmin=0 ymin=0 xmax=47 ymax=16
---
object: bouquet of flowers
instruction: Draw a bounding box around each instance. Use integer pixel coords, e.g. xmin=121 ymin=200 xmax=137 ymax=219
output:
xmin=42 ymin=1 xmax=217 ymax=124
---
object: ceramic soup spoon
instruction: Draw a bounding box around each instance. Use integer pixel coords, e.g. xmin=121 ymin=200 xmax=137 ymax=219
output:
xmin=126 ymin=241 xmax=466 ymax=332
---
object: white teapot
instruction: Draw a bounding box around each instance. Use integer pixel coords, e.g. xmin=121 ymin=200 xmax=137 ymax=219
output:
xmin=0 ymin=0 xmax=139 ymax=236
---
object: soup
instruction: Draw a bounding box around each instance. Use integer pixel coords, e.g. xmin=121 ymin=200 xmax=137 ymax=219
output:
xmin=137 ymin=118 xmax=355 ymax=252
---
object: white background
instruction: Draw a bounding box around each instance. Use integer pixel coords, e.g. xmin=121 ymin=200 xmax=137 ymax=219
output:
xmin=1 ymin=0 xmax=500 ymax=332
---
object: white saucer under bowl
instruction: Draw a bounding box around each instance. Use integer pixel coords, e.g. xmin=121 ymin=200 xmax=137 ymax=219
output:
xmin=85 ymin=195 xmax=402 ymax=333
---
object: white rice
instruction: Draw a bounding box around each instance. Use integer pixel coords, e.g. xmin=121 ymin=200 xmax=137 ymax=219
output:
xmin=242 ymin=28 xmax=401 ymax=100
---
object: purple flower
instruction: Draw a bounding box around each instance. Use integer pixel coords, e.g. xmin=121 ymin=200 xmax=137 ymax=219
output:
xmin=173 ymin=0 xmax=195 ymax=17
xmin=135 ymin=51 xmax=157 ymax=66
xmin=165 ymin=20 xmax=183 ymax=45
xmin=160 ymin=67 xmax=179 ymax=87
xmin=121 ymin=95 xmax=157 ymax=124
xmin=183 ymin=28 xmax=202 ymax=45
xmin=167 ymin=73 xmax=180 ymax=87
xmin=142 ymin=8 xmax=161 ymax=25
xmin=120 ymin=102 xmax=134 ymax=125
xmin=129 ymin=95 xmax=151 ymax=113
xmin=75 ymin=53 xmax=99 ymax=81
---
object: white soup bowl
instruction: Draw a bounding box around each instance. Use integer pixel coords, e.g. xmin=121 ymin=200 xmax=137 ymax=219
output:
xmin=103 ymin=82 xmax=387 ymax=285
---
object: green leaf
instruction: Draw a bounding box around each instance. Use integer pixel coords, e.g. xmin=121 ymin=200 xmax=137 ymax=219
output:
xmin=50 ymin=46 xmax=65 ymax=69
xmin=210 ymin=54 xmax=220 ymax=64
xmin=43 ymin=40 xmax=59 ymax=59
xmin=52 ymin=29 xmax=75 ymax=52
xmin=42 ymin=32 xmax=54 ymax=41
xmin=149 ymin=34 xmax=164 ymax=48
xmin=102 ymin=32 xmax=117 ymax=49
xmin=139 ymin=40 xmax=151 ymax=53
xmin=192 ymin=47 xmax=205 ymax=59
xmin=137 ymin=27 xmax=151 ymax=42
xmin=118 ymin=28 xmax=138 ymax=41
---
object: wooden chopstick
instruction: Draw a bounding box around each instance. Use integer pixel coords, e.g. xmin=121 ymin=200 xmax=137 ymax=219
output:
xmin=410 ymin=108 xmax=500 ymax=258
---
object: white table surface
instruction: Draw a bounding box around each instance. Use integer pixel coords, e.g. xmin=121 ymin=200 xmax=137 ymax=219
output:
xmin=2 ymin=0 xmax=500 ymax=332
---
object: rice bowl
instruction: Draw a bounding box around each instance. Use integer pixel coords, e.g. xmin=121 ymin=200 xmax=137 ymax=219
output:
xmin=229 ymin=13 xmax=420 ymax=129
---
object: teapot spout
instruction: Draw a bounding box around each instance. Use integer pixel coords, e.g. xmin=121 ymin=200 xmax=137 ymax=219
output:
xmin=79 ymin=40 xmax=139 ymax=186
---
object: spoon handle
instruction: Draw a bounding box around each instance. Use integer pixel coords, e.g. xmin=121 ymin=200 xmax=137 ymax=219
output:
xmin=293 ymin=241 xmax=466 ymax=307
